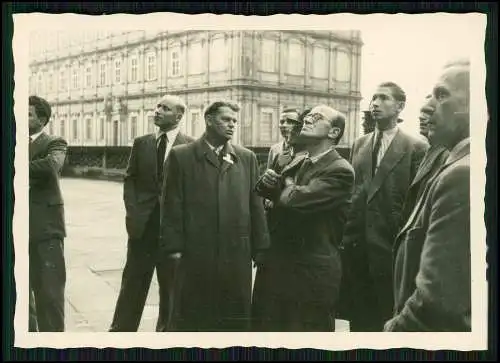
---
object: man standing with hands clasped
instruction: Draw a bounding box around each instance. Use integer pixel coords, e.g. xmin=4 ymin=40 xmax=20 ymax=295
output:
xmin=159 ymin=100 xmax=269 ymax=332
xmin=109 ymin=94 xmax=193 ymax=332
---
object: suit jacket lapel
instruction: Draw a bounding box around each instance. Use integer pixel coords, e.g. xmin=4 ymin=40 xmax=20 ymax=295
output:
xmin=357 ymin=133 xmax=375 ymax=183
xmin=194 ymin=137 xmax=220 ymax=169
xmin=394 ymin=141 xmax=470 ymax=249
xmin=298 ymin=149 xmax=341 ymax=185
xmin=145 ymin=133 xmax=158 ymax=183
xmin=29 ymin=132 xmax=49 ymax=161
xmin=220 ymin=143 xmax=238 ymax=175
xmin=367 ymin=129 xmax=406 ymax=203
xmin=281 ymin=152 xmax=307 ymax=176
xmin=409 ymin=146 xmax=445 ymax=189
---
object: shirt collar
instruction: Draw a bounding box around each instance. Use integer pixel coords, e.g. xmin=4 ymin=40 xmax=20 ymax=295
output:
xmin=205 ymin=140 xmax=225 ymax=155
xmin=449 ymin=137 xmax=470 ymax=156
xmin=375 ymin=124 xmax=399 ymax=138
xmin=306 ymin=147 xmax=335 ymax=164
xmin=30 ymin=130 xmax=44 ymax=142
xmin=157 ymin=127 xmax=180 ymax=144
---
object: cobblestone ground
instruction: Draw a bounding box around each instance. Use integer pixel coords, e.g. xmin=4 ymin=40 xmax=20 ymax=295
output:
xmin=61 ymin=177 xmax=348 ymax=332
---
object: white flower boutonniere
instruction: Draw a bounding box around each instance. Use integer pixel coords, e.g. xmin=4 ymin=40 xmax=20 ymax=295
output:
xmin=222 ymin=154 xmax=234 ymax=164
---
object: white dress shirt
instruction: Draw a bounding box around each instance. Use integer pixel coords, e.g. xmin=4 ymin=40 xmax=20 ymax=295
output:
xmin=205 ymin=140 xmax=225 ymax=156
xmin=373 ymin=125 xmax=399 ymax=172
xmin=30 ymin=130 xmax=44 ymax=142
xmin=156 ymin=128 xmax=180 ymax=162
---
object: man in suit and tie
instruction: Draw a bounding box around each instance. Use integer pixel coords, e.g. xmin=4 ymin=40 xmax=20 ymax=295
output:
xmin=29 ymin=95 xmax=68 ymax=332
xmin=400 ymin=95 xmax=450 ymax=224
xmin=385 ymin=60 xmax=471 ymax=331
xmin=109 ymin=94 xmax=194 ymax=332
xmin=339 ymin=82 xmax=429 ymax=331
xmin=266 ymin=108 xmax=301 ymax=169
xmin=252 ymin=105 xmax=355 ymax=331
xmin=159 ymin=100 xmax=270 ymax=332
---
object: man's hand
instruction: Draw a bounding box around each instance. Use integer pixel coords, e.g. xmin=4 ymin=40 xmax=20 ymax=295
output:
xmin=260 ymin=169 xmax=282 ymax=188
xmin=264 ymin=199 xmax=274 ymax=210
xmin=168 ymin=252 xmax=182 ymax=259
xmin=284 ymin=176 xmax=294 ymax=187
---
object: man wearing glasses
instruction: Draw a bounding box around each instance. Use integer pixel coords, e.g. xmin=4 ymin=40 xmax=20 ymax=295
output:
xmin=252 ymin=105 xmax=354 ymax=331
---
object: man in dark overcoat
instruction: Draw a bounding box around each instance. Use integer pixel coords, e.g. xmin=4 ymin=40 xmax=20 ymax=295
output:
xmin=29 ymin=95 xmax=68 ymax=332
xmin=159 ymin=100 xmax=270 ymax=332
xmin=385 ymin=60 xmax=471 ymax=331
xmin=252 ymin=105 xmax=354 ymax=331
xmin=339 ymin=82 xmax=429 ymax=331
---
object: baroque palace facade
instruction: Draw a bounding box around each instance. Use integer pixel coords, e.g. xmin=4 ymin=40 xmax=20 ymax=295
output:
xmin=29 ymin=30 xmax=362 ymax=170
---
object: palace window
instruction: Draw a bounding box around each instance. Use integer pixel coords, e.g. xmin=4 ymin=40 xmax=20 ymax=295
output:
xmin=86 ymin=118 xmax=92 ymax=140
xmin=47 ymin=72 xmax=53 ymax=92
xmin=59 ymin=70 xmax=67 ymax=91
xmin=85 ymin=66 xmax=92 ymax=87
xmin=170 ymin=48 xmax=181 ymax=76
xmin=146 ymin=53 xmax=157 ymax=81
xmin=287 ymin=41 xmax=305 ymax=75
xmin=209 ymin=38 xmax=227 ymax=72
xmin=99 ymin=117 xmax=105 ymax=140
xmin=130 ymin=57 xmax=138 ymax=82
xmin=260 ymin=108 xmax=274 ymax=143
xmin=261 ymin=38 xmax=276 ymax=72
xmin=130 ymin=116 xmax=137 ymax=139
xmin=72 ymin=67 xmax=80 ymax=89
xmin=312 ymin=46 xmax=328 ymax=78
xmin=37 ymin=73 xmax=44 ymax=94
xmin=147 ymin=114 xmax=155 ymax=133
xmin=336 ymin=50 xmax=351 ymax=82
xmin=72 ymin=119 xmax=78 ymax=140
xmin=60 ymin=119 xmax=66 ymax=138
xmin=99 ymin=62 xmax=107 ymax=86
xmin=114 ymin=59 xmax=122 ymax=84
xmin=188 ymin=42 xmax=203 ymax=75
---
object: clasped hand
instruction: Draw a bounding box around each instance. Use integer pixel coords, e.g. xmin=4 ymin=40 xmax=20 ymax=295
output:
xmin=261 ymin=169 xmax=282 ymax=188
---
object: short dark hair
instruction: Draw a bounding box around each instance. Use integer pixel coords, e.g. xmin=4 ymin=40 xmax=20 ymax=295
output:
xmin=29 ymin=95 xmax=52 ymax=125
xmin=331 ymin=112 xmax=346 ymax=145
xmin=377 ymin=82 xmax=406 ymax=103
xmin=204 ymin=100 xmax=240 ymax=119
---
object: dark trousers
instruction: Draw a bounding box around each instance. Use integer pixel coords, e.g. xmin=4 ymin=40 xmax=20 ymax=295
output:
xmin=338 ymin=244 xmax=393 ymax=332
xmin=110 ymin=205 xmax=173 ymax=332
xmin=29 ymin=238 xmax=66 ymax=332
xmin=252 ymin=298 xmax=336 ymax=332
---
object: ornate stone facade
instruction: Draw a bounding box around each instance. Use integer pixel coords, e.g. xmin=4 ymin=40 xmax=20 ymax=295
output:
xmin=29 ymin=30 xmax=362 ymax=148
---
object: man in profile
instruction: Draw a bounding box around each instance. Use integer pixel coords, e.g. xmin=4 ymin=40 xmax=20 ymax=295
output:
xmin=29 ymin=95 xmax=68 ymax=332
xmin=110 ymin=94 xmax=193 ymax=332
xmin=252 ymin=105 xmax=354 ymax=331
xmin=400 ymin=95 xmax=450 ymax=224
xmin=159 ymin=100 xmax=269 ymax=332
xmin=385 ymin=60 xmax=471 ymax=331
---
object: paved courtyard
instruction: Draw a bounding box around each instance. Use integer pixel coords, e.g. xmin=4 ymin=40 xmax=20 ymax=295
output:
xmin=61 ymin=177 xmax=348 ymax=332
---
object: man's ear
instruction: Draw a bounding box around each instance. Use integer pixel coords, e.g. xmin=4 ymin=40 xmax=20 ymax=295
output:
xmin=328 ymin=127 xmax=340 ymax=140
xmin=396 ymin=101 xmax=406 ymax=113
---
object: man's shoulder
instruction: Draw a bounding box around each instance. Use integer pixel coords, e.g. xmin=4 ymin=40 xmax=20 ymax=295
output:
xmin=232 ymin=144 xmax=256 ymax=159
xmin=398 ymin=129 xmax=429 ymax=150
xmin=177 ymin=132 xmax=195 ymax=144
xmin=435 ymin=153 xmax=470 ymax=187
xmin=44 ymin=133 xmax=67 ymax=145
xmin=134 ymin=133 xmax=155 ymax=144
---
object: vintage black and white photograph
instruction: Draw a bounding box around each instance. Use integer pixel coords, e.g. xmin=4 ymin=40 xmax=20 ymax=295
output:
xmin=13 ymin=12 xmax=488 ymax=350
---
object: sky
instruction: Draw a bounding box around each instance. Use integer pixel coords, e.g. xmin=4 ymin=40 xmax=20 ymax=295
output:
xmin=357 ymin=14 xmax=480 ymax=136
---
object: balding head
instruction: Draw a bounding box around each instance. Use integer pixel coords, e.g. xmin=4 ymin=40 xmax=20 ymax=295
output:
xmin=426 ymin=61 xmax=470 ymax=149
xmin=301 ymin=104 xmax=346 ymax=145
xmin=154 ymin=94 xmax=187 ymax=131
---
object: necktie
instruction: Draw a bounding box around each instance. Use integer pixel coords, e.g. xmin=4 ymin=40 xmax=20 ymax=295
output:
xmin=157 ymin=133 xmax=167 ymax=181
xmin=372 ymin=130 xmax=383 ymax=176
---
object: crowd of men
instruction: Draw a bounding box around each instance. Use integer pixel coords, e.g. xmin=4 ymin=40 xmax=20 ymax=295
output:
xmin=28 ymin=58 xmax=471 ymax=333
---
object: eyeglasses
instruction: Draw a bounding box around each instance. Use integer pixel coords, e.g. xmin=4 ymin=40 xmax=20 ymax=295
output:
xmin=303 ymin=112 xmax=327 ymax=124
